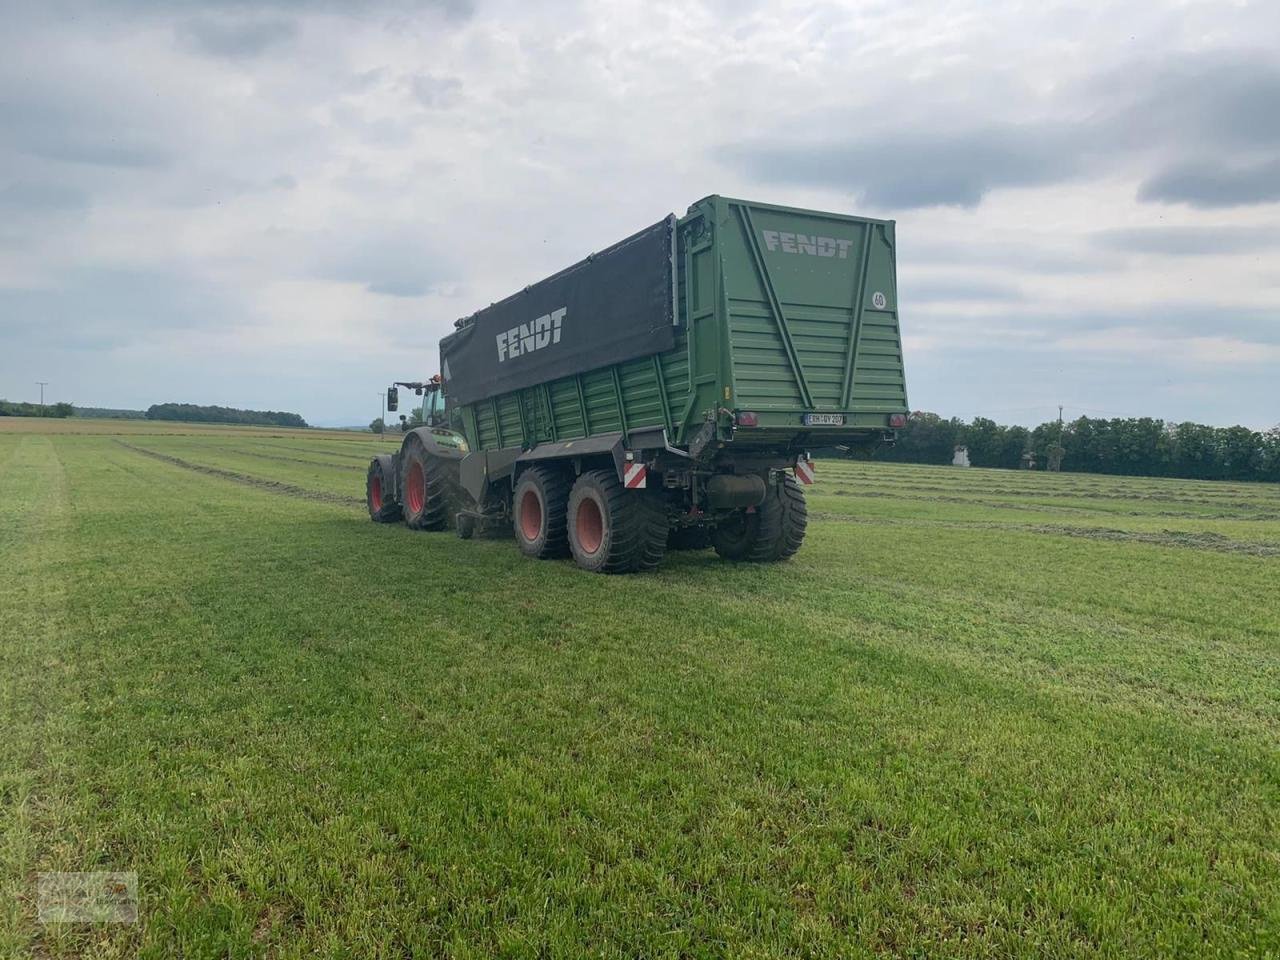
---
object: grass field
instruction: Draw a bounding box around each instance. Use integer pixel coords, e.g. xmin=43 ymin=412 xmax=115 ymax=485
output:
xmin=2 ymin=419 xmax=1277 ymax=958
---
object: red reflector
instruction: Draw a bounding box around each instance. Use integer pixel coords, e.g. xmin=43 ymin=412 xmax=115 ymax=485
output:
xmin=736 ymin=411 xmax=759 ymax=427
xmin=888 ymin=413 xmax=907 ymax=428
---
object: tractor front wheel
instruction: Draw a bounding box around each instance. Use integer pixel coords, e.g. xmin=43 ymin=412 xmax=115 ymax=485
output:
xmin=366 ymin=455 xmax=402 ymax=523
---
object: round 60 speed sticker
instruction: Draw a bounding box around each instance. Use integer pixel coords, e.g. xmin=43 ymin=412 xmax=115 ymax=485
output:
xmin=871 ymin=291 xmax=887 ymax=309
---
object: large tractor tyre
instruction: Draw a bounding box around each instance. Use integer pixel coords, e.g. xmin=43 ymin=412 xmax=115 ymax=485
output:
xmin=667 ymin=525 xmax=712 ymax=551
xmin=400 ymin=442 xmax=450 ymax=531
xmin=566 ymin=469 xmax=667 ymax=574
xmin=712 ymin=474 xmax=808 ymax=563
xmin=513 ymin=467 xmax=571 ymax=559
xmin=366 ymin=455 xmax=402 ymax=523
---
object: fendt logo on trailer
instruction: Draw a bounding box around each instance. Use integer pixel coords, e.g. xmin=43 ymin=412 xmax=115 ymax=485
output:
xmin=496 ymin=307 xmax=566 ymax=363
xmin=761 ymin=230 xmax=853 ymax=259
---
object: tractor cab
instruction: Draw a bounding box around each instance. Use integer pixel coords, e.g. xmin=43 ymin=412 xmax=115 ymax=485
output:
xmin=387 ymin=375 xmax=447 ymax=430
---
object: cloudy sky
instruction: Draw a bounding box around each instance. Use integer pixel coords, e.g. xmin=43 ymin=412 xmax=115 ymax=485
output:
xmin=2 ymin=0 xmax=1277 ymax=428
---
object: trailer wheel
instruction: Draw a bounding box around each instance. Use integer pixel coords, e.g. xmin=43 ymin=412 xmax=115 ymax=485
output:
xmin=567 ymin=470 xmax=667 ymax=573
xmin=513 ymin=467 xmax=570 ymax=559
xmin=366 ymin=455 xmax=402 ymax=523
xmin=712 ymin=474 xmax=807 ymax=562
xmin=667 ymin=526 xmax=711 ymax=550
xmin=400 ymin=441 xmax=449 ymax=531
xmin=456 ymin=513 xmax=476 ymax=540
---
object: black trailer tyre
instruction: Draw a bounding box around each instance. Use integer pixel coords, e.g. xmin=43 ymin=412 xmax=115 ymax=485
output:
xmin=513 ymin=467 xmax=570 ymax=559
xmin=667 ymin=525 xmax=712 ymax=550
xmin=567 ymin=470 xmax=667 ymax=573
xmin=710 ymin=510 xmax=760 ymax=561
xmin=712 ymin=474 xmax=807 ymax=562
xmin=400 ymin=441 xmax=449 ymax=530
xmin=366 ymin=455 xmax=403 ymax=523
xmin=456 ymin=513 xmax=476 ymax=540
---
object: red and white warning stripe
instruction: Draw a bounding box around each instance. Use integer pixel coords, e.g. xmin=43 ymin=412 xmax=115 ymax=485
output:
xmin=794 ymin=459 xmax=816 ymax=485
xmin=624 ymin=462 xmax=647 ymax=489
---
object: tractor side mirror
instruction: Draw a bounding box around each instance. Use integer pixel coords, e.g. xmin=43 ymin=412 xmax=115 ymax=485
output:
xmin=386 ymin=386 xmax=399 ymax=412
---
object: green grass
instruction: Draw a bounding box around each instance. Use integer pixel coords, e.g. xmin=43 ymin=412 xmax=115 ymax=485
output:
xmin=1 ymin=422 xmax=1277 ymax=958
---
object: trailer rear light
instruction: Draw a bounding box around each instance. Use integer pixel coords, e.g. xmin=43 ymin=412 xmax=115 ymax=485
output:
xmin=735 ymin=411 xmax=759 ymax=427
xmin=888 ymin=413 xmax=907 ymax=428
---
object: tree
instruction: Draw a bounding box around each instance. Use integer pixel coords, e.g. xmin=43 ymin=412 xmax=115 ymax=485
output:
xmin=369 ymin=418 xmax=385 ymax=434
xmin=873 ymin=410 xmax=1277 ymax=483
xmin=145 ymin=403 xmax=307 ymax=428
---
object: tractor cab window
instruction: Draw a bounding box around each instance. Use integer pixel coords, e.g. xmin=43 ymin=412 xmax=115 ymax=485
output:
xmin=425 ymin=386 xmax=446 ymax=425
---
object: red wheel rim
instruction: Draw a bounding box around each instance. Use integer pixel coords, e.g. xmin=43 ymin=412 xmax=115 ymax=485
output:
xmin=519 ymin=489 xmax=542 ymax=542
xmin=370 ymin=475 xmax=383 ymax=512
xmin=575 ymin=497 xmax=603 ymax=554
xmin=406 ymin=461 xmax=425 ymax=514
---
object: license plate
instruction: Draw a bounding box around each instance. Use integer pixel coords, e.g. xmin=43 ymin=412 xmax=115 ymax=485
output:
xmin=802 ymin=413 xmax=845 ymax=426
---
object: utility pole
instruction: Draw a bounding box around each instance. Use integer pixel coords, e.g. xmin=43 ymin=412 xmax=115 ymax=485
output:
xmin=36 ymin=381 xmax=48 ymax=408
xmin=377 ymin=392 xmax=385 ymax=434
xmin=1048 ymin=404 xmax=1065 ymax=472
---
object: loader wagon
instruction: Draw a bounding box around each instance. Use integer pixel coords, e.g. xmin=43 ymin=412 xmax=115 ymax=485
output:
xmin=366 ymin=194 xmax=909 ymax=572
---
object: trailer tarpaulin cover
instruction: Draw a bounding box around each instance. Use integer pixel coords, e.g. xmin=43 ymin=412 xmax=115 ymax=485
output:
xmin=440 ymin=217 xmax=676 ymax=406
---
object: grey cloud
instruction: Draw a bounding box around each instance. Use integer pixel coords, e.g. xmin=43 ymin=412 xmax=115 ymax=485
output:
xmin=721 ymin=126 xmax=1080 ymax=209
xmin=722 ymin=51 xmax=1280 ymax=211
xmin=26 ymin=0 xmax=472 ymax=17
xmin=0 ymin=180 xmax=90 ymax=247
xmin=908 ymin=303 xmax=1280 ymax=347
xmin=409 ymin=73 xmax=463 ymax=108
xmin=0 ymin=180 xmax=89 ymax=214
xmin=0 ymin=267 xmax=239 ymax=350
xmin=178 ymin=17 xmax=297 ymax=58
xmin=29 ymin=138 xmax=170 ymax=169
xmin=905 ymin=239 xmax=1117 ymax=276
xmin=1107 ymin=55 xmax=1280 ymax=152
xmin=902 ymin=277 xmax=1024 ymax=303
xmin=1100 ymin=54 xmax=1280 ymax=208
xmin=1137 ymin=159 xmax=1280 ymax=208
xmin=1091 ymin=225 xmax=1280 ymax=255
xmin=0 ymin=89 xmax=170 ymax=169
xmin=309 ymin=225 xmax=454 ymax=298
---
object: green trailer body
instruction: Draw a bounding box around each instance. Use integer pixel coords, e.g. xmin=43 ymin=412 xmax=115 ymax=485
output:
xmin=452 ymin=195 xmax=907 ymax=454
xmin=371 ymin=195 xmax=910 ymax=572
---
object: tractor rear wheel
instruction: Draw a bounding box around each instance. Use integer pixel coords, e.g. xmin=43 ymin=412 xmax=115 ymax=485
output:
xmin=513 ymin=467 xmax=570 ymax=558
xmin=366 ymin=455 xmax=402 ymax=523
xmin=400 ymin=442 xmax=450 ymax=531
xmin=712 ymin=474 xmax=807 ymax=562
xmin=566 ymin=469 xmax=667 ymax=573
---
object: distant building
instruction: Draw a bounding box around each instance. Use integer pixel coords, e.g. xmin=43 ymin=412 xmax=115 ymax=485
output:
xmin=952 ymin=445 xmax=970 ymax=467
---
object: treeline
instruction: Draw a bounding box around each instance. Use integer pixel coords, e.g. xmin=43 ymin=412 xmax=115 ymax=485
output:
xmin=145 ymin=403 xmax=308 ymax=428
xmin=74 ymin=406 xmax=146 ymax=420
xmin=0 ymin=399 xmax=74 ymax=418
xmin=877 ymin=412 xmax=1280 ymax=483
